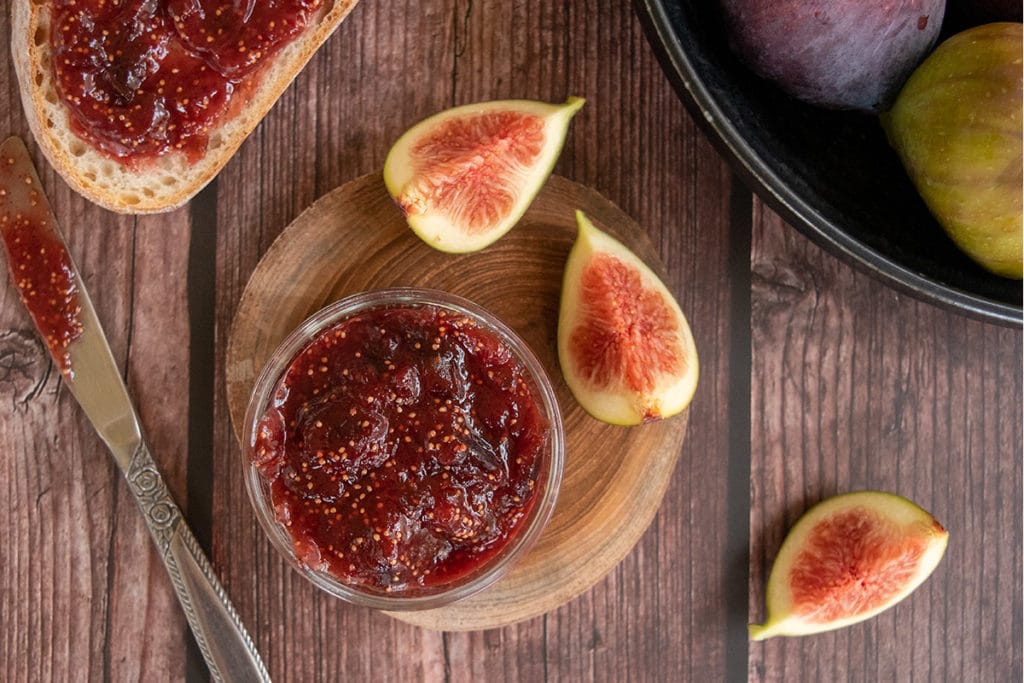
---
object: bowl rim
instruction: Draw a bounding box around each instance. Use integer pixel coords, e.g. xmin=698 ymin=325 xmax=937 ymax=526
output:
xmin=634 ymin=0 xmax=1022 ymax=327
xmin=240 ymin=287 xmax=566 ymax=610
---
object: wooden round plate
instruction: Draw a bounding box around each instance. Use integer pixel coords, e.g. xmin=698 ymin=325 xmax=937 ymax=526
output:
xmin=226 ymin=173 xmax=690 ymax=631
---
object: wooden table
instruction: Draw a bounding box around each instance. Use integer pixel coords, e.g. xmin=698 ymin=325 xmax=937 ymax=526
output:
xmin=1 ymin=2 xmax=1020 ymax=680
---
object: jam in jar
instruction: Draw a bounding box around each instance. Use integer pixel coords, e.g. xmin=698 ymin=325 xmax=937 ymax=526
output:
xmin=244 ymin=290 xmax=563 ymax=607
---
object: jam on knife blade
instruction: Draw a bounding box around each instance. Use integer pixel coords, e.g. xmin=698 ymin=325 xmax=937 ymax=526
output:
xmin=0 ymin=136 xmax=83 ymax=377
xmin=0 ymin=134 xmax=272 ymax=681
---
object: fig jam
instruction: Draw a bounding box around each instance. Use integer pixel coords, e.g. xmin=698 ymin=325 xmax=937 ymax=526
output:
xmin=50 ymin=0 xmax=323 ymax=162
xmin=251 ymin=303 xmax=551 ymax=595
xmin=0 ymin=141 xmax=82 ymax=376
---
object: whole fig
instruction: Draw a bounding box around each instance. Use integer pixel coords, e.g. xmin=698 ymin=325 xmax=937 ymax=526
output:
xmin=720 ymin=0 xmax=945 ymax=112
xmin=883 ymin=23 xmax=1023 ymax=279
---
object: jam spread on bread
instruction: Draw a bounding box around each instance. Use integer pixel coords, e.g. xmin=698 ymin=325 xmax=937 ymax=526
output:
xmin=51 ymin=0 xmax=322 ymax=163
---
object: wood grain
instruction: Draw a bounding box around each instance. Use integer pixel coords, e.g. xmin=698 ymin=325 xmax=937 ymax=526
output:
xmin=224 ymin=173 xmax=690 ymax=630
xmin=0 ymin=0 xmax=194 ymax=671
xmin=1 ymin=1 xmax=193 ymax=677
xmin=3 ymin=0 xmax=1017 ymax=680
xmin=208 ymin=1 xmax=740 ymax=681
xmin=748 ymin=199 xmax=1023 ymax=682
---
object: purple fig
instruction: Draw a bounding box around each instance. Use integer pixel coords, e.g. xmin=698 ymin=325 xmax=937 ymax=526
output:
xmin=720 ymin=0 xmax=945 ymax=113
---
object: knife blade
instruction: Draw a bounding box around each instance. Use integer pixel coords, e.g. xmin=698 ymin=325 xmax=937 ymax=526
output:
xmin=0 ymin=136 xmax=270 ymax=683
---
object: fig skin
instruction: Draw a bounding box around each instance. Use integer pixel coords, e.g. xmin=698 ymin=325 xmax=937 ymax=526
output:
xmin=557 ymin=211 xmax=698 ymax=426
xmin=750 ymin=491 xmax=949 ymax=641
xmin=883 ymin=23 xmax=1023 ymax=279
xmin=720 ymin=0 xmax=945 ymax=112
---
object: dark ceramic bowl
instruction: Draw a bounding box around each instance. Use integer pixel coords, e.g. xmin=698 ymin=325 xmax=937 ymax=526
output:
xmin=635 ymin=0 xmax=1022 ymax=326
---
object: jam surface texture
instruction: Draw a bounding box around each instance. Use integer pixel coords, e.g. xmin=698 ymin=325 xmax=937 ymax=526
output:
xmin=252 ymin=304 xmax=550 ymax=595
xmin=50 ymin=0 xmax=323 ymax=161
xmin=0 ymin=142 xmax=83 ymax=376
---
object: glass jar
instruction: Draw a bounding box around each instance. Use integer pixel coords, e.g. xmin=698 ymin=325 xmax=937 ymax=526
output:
xmin=241 ymin=288 xmax=564 ymax=610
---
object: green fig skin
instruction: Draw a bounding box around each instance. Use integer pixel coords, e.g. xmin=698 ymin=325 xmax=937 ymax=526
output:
xmin=883 ymin=23 xmax=1023 ymax=279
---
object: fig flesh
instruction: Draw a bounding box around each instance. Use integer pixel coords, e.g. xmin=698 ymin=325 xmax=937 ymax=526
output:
xmin=883 ymin=23 xmax=1023 ymax=279
xmin=750 ymin=491 xmax=949 ymax=640
xmin=557 ymin=211 xmax=698 ymax=426
xmin=384 ymin=97 xmax=584 ymax=253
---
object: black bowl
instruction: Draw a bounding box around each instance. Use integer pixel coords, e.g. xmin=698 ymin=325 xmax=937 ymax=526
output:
xmin=635 ymin=0 xmax=1022 ymax=326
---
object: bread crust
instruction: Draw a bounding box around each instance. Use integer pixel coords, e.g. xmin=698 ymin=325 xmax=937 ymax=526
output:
xmin=11 ymin=0 xmax=359 ymax=214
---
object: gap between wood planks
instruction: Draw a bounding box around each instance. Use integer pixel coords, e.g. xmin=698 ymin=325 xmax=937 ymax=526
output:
xmin=185 ymin=180 xmax=219 ymax=683
xmin=724 ymin=177 xmax=753 ymax=683
xmin=176 ymin=178 xmax=757 ymax=680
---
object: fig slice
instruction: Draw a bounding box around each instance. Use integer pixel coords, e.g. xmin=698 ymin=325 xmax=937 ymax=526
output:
xmin=750 ymin=491 xmax=949 ymax=641
xmin=383 ymin=97 xmax=585 ymax=253
xmin=557 ymin=211 xmax=699 ymax=425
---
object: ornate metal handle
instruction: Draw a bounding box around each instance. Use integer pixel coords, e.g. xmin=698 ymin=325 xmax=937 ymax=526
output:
xmin=127 ymin=443 xmax=271 ymax=682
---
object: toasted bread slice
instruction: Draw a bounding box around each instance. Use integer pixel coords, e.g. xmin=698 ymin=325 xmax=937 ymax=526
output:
xmin=11 ymin=0 xmax=359 ymax=214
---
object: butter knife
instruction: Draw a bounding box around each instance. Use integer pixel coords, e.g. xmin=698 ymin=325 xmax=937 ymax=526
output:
xmin=0 ymin=136 xmax=270 ymax=683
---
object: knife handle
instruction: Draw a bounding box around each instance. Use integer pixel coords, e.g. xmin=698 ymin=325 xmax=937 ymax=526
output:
xmin=126 ymin=442 xmax=271 ymax=683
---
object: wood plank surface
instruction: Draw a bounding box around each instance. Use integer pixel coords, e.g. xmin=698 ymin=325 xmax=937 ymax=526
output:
xmin=748 ymin=201 xmax=1023 ymax=682
xmin=207 ymin=2 xmax=739 ymax=680
xmin=0 ymin=0 xmax=1018 ymax=681
xmin=0 ymin=2 xmax=194 ymax=680
xmin=222 ymin=174 xmax=692 ymax=631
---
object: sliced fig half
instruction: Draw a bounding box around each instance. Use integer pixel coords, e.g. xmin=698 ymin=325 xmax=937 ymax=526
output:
xmin=384 ymin=97 xmax=585 ymax=253
xmin=750 ymin=491 xmax=949 ymax=640
xmin=557 ymin=211 xmax=699 ymax=425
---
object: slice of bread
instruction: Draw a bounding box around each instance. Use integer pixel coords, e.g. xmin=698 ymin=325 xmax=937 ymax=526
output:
xmin=11 ymin=0 xmax=359 ymax=214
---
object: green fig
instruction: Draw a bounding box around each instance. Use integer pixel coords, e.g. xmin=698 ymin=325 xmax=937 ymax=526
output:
xmin=883 ymin=22 xmax=1023 ymax=279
